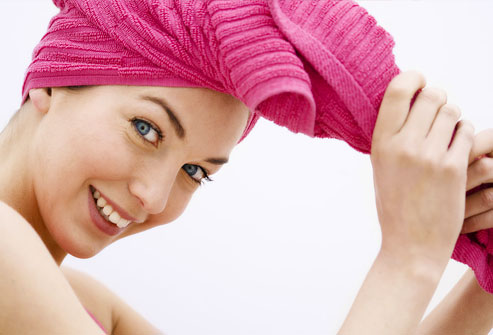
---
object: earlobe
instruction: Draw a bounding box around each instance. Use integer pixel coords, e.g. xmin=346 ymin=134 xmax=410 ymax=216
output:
xmin=29 ymin=88 xmax=52 ymax=114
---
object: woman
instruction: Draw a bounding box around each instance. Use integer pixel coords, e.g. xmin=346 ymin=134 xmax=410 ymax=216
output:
xmin=2 ymin=0 xmax=493 ymax=334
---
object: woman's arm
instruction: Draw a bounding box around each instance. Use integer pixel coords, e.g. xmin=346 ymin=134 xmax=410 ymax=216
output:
xmin=340 ymin=146 xmax=493 ymax=335
xmin=0 ymin=201 xmax=104 ymax=335
xmin=339 ymin=249 xmax=446 ymax=334
xmin=417 ymin=268 xmax=493 ymax=335
xmin=340 ymin=71 xmax=475 ymax=334
xmin=62 ymin=267 xmax=164 ymax=335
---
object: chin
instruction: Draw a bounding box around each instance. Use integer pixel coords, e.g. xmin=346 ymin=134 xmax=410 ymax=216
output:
xmin=63 ymin=239 xmax=105 ymax=259
xmin=67 ymin=245 xmax=104 ymax=259
xmin=49 ymin=223 xmax=107 ymax=260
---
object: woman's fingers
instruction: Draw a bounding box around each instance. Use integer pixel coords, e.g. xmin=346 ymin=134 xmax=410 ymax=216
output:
xmin=462 ymin=210 xmax=493 ymax=234
xmin=425 ymin=104 xmax=461 ymax=150
xmin=447 ymin=120 xmax=475 ymax=167
xmin=465 ymin=187 xmax=493 ymax=219
xmin=371 ymin=70 xmax=475 ymax=266
xmin=467 ymin=157 xmax=493 ymax=190
xmin=400 ymin=87 xmax=448 ymax=139
xmin=469 ymin=129 xmax=493 ymax=164
xmin=460 ymin=129 xmax=493 ymax=234
xmin=372 ymin=71 xmax=426 ymax=144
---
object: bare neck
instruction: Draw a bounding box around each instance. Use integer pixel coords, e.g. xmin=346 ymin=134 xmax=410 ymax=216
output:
xmin=0 ymin=103 xmax=67 ymax=265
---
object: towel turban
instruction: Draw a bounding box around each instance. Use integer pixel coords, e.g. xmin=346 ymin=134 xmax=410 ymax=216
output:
xmin=22 ymin=0 xmax=493 ymax=293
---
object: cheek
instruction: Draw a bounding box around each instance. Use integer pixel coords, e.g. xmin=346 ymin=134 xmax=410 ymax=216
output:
xmin=30 ymin=113 xmax=148 ymax=256
xmin=30 ymin=113 xmax=137 ymax=239
xmin=33 ymin=115 xmax=137 ymax=193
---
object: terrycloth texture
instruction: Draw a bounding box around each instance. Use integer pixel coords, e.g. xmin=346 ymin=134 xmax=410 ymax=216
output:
xmin=22 ymin=0 xmax=493 ymax=293
xmin=23 ymin=0 xmax=399 ymax=148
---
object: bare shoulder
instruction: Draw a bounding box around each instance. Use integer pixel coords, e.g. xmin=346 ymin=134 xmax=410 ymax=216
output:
xmin=0 ymin=201 xmax=32 ymax=231
xmin=61 ymin=267 xmax=115 ymax=333
xmin=62 ymin=267 xmax=164 ymax=335
xmin=0 ymin=203 xmax=104 ymax=334
xmin=0 ymin=201 xmax=48 ymax=261
xmin=0 ymin=204 xmax=162 ymax=334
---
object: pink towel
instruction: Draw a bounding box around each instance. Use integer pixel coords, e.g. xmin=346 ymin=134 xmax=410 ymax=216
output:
xmin=22 ymin=0 xmax=493 ymax=293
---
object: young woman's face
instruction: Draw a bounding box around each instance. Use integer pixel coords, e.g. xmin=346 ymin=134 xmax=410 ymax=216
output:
xmin=30 ymin=85 xmax=250 ymax=258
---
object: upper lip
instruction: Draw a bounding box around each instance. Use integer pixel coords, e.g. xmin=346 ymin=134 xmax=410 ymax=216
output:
xmin=92 ymin=187 xmax=142 ymax=223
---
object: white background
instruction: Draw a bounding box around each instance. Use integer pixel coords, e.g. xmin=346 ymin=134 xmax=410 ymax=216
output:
xmin=1 ymin=1 xmax=493 ymax=334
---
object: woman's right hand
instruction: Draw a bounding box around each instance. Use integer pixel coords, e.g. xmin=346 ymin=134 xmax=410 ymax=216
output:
xmin=371 ymin=71 xmax=474 ymax=270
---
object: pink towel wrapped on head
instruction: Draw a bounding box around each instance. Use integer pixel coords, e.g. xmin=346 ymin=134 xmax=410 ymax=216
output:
xmin=23 ymin=0 xmax=398 ymax=150
xmin=22 ymin=0 xmax=493 ymax=292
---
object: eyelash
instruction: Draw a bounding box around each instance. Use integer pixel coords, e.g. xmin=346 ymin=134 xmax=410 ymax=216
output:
xmin=131 ymin=118 xmax=213 ymax=186
xmin=198 ymin=170 xmax=213 ymax=185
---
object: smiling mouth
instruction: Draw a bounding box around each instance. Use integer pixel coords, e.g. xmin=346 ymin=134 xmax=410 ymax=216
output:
xmin=90 ymin=186 xmax=133 ymax=229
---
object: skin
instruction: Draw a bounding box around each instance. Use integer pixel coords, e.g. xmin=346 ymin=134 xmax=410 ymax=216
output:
xmin=414 ymin=130 xmax=493 ymax=335
xmin=0 ymin=85 xmax=250 ymax=265
xmin=1 ymin=75 xmax=493 ymax=334
xmin=462 ymin=129 xmax=493 ymax=233
xmin=417 ymin=268 xmax=493 ymax=335
xmin=340 ymin=71 xmax=493 ymax=334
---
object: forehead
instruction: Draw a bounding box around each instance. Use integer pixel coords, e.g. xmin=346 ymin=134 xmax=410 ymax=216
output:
xmin=147 ymin=86 xmax=247 ymax=118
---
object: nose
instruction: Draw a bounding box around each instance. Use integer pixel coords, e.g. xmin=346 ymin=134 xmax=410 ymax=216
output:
xmin=128 ymin=162 xmax=179 ymax=215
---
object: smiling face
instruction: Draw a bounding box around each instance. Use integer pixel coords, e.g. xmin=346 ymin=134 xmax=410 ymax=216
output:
xmin=28 ymin=85 xmax=250 ymax=258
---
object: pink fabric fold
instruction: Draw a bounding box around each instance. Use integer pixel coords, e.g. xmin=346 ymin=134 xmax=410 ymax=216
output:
xmin=22 ymin=0 xmax=493 ymax=293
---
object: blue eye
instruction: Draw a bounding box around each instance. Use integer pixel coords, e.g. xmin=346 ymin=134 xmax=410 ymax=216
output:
xmin=131 ymin=118 xmax=162 ymax=145
xmin=183 ymin=164 xmax=198 ymax=176
xmin=182 ymin=164 xmax=211 ymax=184
xmin=135 ymin=120 xmax=151 ymax=135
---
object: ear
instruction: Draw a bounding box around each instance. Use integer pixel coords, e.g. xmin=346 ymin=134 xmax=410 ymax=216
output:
xmin=29 ymin=88 xmax=52 ymax=114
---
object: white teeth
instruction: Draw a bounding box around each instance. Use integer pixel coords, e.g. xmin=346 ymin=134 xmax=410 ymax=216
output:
xmin=117 ymin=218 xmax=131 ymax=228
xmin=92 ymin=188 xmax=133 ymax=229
xmin=97 ymin=197 xmax=107 ymax=207
xmin=109 ymin=211 xmax=121 ymax=224
xmin=102 ymin=205 xmax=113 ymax=216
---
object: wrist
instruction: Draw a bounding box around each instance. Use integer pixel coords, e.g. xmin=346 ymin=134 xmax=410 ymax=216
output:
xmin=339 ymin=245 xmax=447 ymax=334
xmin=377 ymin=246 xmax=448 ymax=286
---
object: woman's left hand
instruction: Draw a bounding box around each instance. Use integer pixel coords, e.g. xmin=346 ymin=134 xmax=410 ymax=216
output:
xmin=462 ymin=129 xmax=493 ymax=233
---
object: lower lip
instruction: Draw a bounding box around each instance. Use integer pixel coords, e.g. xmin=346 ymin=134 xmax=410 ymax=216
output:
xmin=88 ymin=188 xmax=124 ymax=236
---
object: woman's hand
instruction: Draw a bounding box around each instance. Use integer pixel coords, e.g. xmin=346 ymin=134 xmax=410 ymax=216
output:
xmin=371 ymin=71 xmax=474 ymax=269
xmin=339 ymin=71 xmax=475 ymax=335
xmin=461 ymin=129 xmax=493 ymax=233
xmin=412 ymin=130 xmax=493 ymax=335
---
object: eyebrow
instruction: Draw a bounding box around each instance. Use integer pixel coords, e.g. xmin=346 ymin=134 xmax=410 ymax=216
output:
xmin=205 ymin=157 xmax=229 ymax=166
xmin=140 ymin=95 xmax=186 ymax=139
xmin=140 ymin=94 xmax=230 ymax=166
